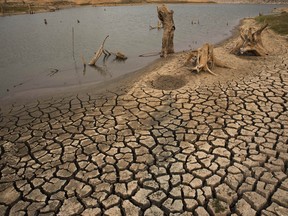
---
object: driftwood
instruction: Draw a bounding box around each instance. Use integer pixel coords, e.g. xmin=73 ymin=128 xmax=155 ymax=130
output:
xmin=114 ymin=52 xmax=127 ymax=60
xmin=89 ymin=35 xmax=128 ymax=66
xmin=157 ymin=4 xmax=175 ymax=58
xmin=231 ymin=23 xmax=268 ymax=56
xmin=186 ymin=43 xmax=229 ymax=76
xmin=89 ymin=35 xmax=109 ymax=66
xmin=104 ymin=50 xmax=127 ymax=61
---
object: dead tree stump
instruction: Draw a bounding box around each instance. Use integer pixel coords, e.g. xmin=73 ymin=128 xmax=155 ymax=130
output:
xmin=231 ymin=23 xmax=268 ymax=56
xmin=186 ymin=43 xmax=229 ymax=76
xmin=157 ymin=4 xmax=175 ymax=58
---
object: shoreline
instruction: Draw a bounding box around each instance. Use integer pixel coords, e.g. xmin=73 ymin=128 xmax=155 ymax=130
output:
xmin=0 ymin=16 xmax=242 ymax=107
xmin=0 ymin=56 xmax=164 ymax=107
xmin=1 ymin=14 xmax=287 ymax=108
xmin=1 ymin=1 xmax=288 ymax=17
xmin=0 ymin=6 xmax=287 ymax=109
xmin=0 ymin=28 xmax=240 ymax=106
xmin=0 ymin=3 xmax=287 ymax=214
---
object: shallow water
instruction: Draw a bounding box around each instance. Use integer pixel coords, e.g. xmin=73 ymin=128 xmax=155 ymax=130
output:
xmin=0 ymin=4 xmax=283 ymax=100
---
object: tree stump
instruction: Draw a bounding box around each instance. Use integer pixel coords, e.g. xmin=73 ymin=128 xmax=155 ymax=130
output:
xmin=157 ymin=4 xmax=175 ymax=58
xmin=186 ymin=43 xmax=229 ymax=76
xmin=231 ymin=23 xmax=268 ymax=56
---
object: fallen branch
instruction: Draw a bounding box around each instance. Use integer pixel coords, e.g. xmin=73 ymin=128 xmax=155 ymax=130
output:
xmin=105 ymin=50 xmax=127 ymax=61
xmin=103 ymin=49 xmax=111 ymax=56
xmin=89 ymin=35 xmax=109 ymax=66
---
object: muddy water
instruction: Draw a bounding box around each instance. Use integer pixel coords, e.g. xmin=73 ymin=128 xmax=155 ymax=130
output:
xmin=0 ymin=4 xmax=283 ymax=100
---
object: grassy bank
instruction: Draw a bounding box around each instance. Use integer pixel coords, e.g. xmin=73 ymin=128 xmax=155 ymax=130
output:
xmin=255 ymin=12 xmax=288 ymax=35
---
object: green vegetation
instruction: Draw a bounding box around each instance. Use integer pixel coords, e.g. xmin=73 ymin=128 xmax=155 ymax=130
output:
xmin=255 ymin=12 xmax=288 ymax=35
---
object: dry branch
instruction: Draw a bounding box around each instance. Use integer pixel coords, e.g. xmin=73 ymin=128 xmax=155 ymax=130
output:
xmin=105 ymin=50 xmax=127 ymax=61
xmin=103 ymin=49 xmax=111 ymax=56
xmin=89 ymin=35 xmax=109 ymax=66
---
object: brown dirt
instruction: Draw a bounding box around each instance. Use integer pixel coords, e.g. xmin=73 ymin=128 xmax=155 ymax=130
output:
xmin=128 ymin=18 xmax=288 ymax=94
xmin=273 ymin=7 xmax=288 ymax=13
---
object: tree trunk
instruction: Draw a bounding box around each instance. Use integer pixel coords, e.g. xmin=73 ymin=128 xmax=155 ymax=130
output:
xmin=231 ymin=23 xmax=268 ymax=56
xmin=157 ymin=4 xmax=175 ymax=58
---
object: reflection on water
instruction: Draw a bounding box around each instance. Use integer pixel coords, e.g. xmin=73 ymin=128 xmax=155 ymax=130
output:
xmin=0 ymin=4 xmax=283 ymax=99
xmin=91 ymin=65 xmax=112 ymax=78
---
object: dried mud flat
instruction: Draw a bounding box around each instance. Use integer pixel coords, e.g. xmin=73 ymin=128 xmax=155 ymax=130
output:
xmin=0 ymin=18 xmax=288 ymax=215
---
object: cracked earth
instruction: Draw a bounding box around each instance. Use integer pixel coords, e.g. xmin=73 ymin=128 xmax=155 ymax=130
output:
xmin=0 ymin=20 xmax=288 ymax=215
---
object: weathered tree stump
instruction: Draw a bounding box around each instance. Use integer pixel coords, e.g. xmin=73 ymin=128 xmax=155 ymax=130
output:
xmin=231 ymin=23 xmax=268 ymax=56
xmin=157 ymin=4 xmax=175 ymax=58
xmin=103 ymin=50 xmax=127 ymax=61
xmin=186 ymin=43 xmax=229 ymax=76
xmin=114 ymin=52 xmax=127 ymax=60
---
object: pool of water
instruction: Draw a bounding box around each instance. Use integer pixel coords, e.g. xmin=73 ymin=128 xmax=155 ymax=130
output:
xmin=0 ymin=4 xmax=283 ymax=100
